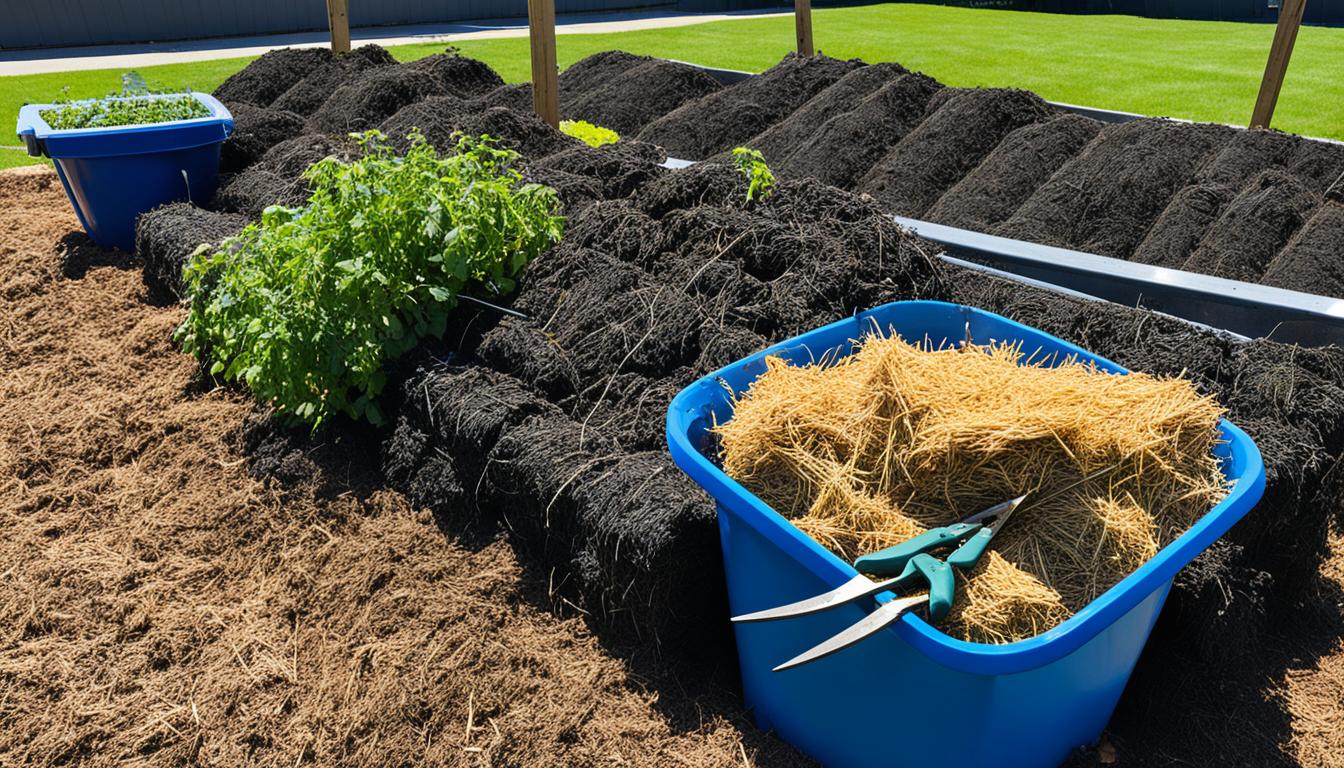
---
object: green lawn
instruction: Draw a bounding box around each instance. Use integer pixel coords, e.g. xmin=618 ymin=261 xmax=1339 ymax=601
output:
xmin=4 ymin=4 xmax=1342 ymax=170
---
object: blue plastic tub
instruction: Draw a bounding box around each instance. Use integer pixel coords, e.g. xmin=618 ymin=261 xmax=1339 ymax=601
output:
xmin=666 ymin=300 xmax=1265 ymax=768
xmin=16 ymin=93 xmax=233 ymax=250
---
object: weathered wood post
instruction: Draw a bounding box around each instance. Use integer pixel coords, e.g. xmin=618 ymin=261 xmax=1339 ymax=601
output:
xmin=1250 ymin=0 xmax=1306 ymax=129
xmin=326 ymin=0 xmax=351 ymax=53
xmin=528 ymin=0 xmax=560 ymax=127
xmin=796 ymin=0 xmax=815 ymax=57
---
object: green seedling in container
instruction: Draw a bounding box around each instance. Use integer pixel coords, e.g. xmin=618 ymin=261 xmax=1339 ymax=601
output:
xmin=560 ymin=119 xmax=620 ymax=148
xmin=177 ymin=129 xmax=564 ymax=427
xmin=40 ymin=71 xmax=209 ymax=130
xmin=732 ymin=147 xmax=776 ymax=203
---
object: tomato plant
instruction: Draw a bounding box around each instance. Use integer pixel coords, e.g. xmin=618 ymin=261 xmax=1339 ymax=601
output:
xmin=177 ymin=130 xmax=563 ymax=427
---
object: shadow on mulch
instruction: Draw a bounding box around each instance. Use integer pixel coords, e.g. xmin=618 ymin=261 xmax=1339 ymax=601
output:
xmin=237 ymin=405 xmax=816 ymax=767
xmin=56 ymin=231 xmax=137 ymax=279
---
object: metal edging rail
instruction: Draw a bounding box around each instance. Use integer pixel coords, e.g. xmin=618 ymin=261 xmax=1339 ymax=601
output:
xmin=896 ymin=217 xmax=1344 ymax=347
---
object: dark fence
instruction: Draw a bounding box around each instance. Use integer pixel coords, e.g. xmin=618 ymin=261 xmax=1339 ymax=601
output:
xmin=940 ymin=0 xmax=1344 ymax=23
xmin=0 ymin=0 xmax=689 ymax=50
xmin=4 ymin=0 xmax=1341 ymax=49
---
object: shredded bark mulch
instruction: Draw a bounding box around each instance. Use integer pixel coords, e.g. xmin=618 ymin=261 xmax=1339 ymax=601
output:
xmin=0 ymin=166 xmax=810 ymax=767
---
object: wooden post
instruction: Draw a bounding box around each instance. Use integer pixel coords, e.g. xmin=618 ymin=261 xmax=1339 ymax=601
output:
xmin=795 ymin=0 xmax=814 ymax=57
xmin=1250 ymin=0 xmax=1306 ymax=129
xmin=527 ymin=0 xmax=560 ymax=127
xmin=326 ymin=0 xmax=350 ymax=53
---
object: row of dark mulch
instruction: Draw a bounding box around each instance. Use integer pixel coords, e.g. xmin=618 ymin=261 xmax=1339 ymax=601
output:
xmin=641 ymin=52 xmax=1344 ymax=295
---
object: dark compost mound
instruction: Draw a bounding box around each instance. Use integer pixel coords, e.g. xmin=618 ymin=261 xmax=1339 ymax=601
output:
xmin=740 ymin=62 xmax=908 ymax=166
xmin=1130 ymin=183 xmax=1235 ymax=268
xmin=1285 ymin=134 xmax=1344 ymax=194
xmin=636 ymin=53 xmax=863 ymax=159
xmin=218 ymin=102 xmax=306 ymax=174
xmin=470 ymin=83 xmax=535 ymax=115
xmin=407 ymin=52 xmax=505 ymax=98
xmin=270 ymin=44 xmax=398 ymax=117
xmin=562 ymin=58 xmax=723 ymax=137
xmin=778 ymin=72 xmax=942 ymax=191
xmin=215 ymin=133 xmax=358 ymax=217
xmin=1181 ymin=169 xmax=1319 ymax=282
xmin=380 ymin=101 xmax=578 ymax=159
xmin=1132 ymin=130 xmax=1302 ymax=268
xmin=212 ymin=46 xmax=333 ymax=107
xmin=1262 ymin=202 xmax=1344 ymax=296
xmin=857 ymin=88 xmax=1054 ymax=217
xmin=135 ymin=203 xmax=248 ymax=301
xmin=527 ymin=141 xmax=666 ymax=201
xmin=996 ymin=119 xmax=1233 ymax=258
xmin=306 ymin=65 xmax=448 ymax=135
xmin=557 ymin=51 xmax=651 ymax=95
xmin=926 ymin=113 xmax=1102 ymax=232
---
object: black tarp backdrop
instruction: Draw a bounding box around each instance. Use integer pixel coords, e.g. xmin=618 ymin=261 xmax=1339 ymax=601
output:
xmin=2 ymin=0 xmax=1341 ymax=49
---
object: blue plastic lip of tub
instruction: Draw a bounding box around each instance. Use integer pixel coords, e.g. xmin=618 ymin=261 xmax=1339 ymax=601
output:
xmin=16 ymin=93 xmax=233 ymax=159
xmin=667 ymin=300 xmax=1267 ymax=677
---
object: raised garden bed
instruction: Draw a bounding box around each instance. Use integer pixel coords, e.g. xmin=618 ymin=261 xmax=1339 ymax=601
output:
xmin=125 ymin=46 xmax=1344 ymax=767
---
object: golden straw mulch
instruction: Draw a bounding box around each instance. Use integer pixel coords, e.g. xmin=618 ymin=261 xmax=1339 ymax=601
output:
xmin=717 ymin=331 xmax=1229 ymax=644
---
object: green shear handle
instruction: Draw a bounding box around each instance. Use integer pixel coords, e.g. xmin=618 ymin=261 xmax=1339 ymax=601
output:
xmin=731 ymin=495 xmax=1027 ymax=671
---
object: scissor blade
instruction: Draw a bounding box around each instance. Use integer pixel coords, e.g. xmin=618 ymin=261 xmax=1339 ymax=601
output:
xmin=773 ymin=593 xmax=929 ymax=672
xmin=731 ymin=574 xmax=899 ymax=623
xmin=960 ymin=494 xmax=1028 ymax=530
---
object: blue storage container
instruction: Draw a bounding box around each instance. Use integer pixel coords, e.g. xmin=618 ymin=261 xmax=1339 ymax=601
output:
xmin=16 ymin=93 xmax=233 ymax=250
xmin=666 ymin=300 xmax=1265 ymax=768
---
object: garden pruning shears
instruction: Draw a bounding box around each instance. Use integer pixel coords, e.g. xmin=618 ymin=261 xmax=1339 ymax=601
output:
xmin=732 ymin=494 xmax=1027 ymax=671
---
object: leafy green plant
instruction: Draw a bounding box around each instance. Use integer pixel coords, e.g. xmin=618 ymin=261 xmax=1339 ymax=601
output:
xmin=732 ymin=147 xmax=776 ymax=203
xmin=42 ymin=93 xmax=210 ymax=130
xmin=177 ymin=130 xmax=564 ymax=427
xmin=560 ymin=119 xmax=620 ymax=148
xmin=41 ymin=72 xmax=209 ymax=130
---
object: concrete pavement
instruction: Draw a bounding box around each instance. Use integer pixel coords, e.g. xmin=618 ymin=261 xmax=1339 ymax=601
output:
xmin=0 ymin=8 xmax=790 ymax=77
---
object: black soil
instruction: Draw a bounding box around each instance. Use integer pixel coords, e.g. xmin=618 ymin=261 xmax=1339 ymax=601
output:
xmin=218 ymin=102 xmax=306 ymax=174
xmin=779 ymin=72 xmax=942 ymax=191
xmin=739 ymin=62 xmax=908 ymax=165
xmin=1130 ymin=184 xmax=1234 ymax=268
xmin=1285 ymin=134 xmax=1344 ymax=194
xmin=379 ymin=100 xmax=578 ymax=159
xmin=557 ymin=51 xmax=651 ymax=95
xmin=407 ymin=52 xmax=505 ymax=98
xmin=214 ymin=133 xmax=358 ymax=217
xmin=306 ymin=65 xmax=448 ymax=135
xmin=1130 ymin=130 xmax=1298 ymax=267
xmin=471 ymin=83 xmax=536 ymax=115
xmin=527 ymin=141 xmax=667 ymax=200
xmin=858 ymin=88 xmax=1054 ymax=217
xmin=996 ymin=119 xmax=1233 ymax=258
xmin=135 ymin=203 xmax=248 ymax=302
xmin=1262 ymin=202 xmax=1344 ymax=296
xmin=211 ymin=47 xmax=333 ymax=107
xmin=926 ymin=113 xmax=1102 ymax=232
xmin=1182 ymin=169 xmax=1319 ymax=282
xmin=562 ymin=58 xmax=723 ymax=137
xmin=269 ymin=45 xmax=398 ymax=117
xmin=1195 ymin=128 xmax=1298 ymax=188
xmin=636 ymin=53 xmax=863 ymax=159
